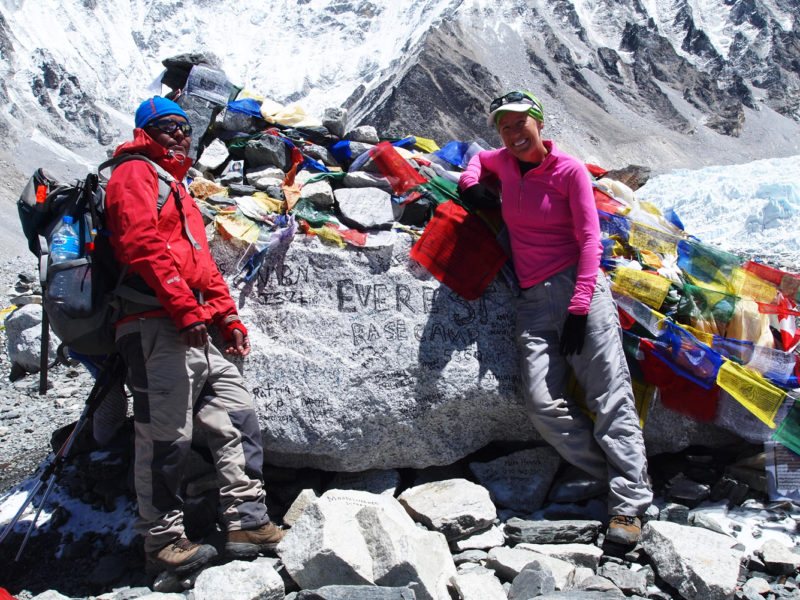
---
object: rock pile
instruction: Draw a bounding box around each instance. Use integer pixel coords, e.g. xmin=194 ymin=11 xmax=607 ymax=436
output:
xmin=0 ymin=437 xmax=798 ymax=600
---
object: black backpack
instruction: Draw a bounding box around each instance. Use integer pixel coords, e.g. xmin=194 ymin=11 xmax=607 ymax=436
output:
xmin=17 ymin=155 xmax=176 ymax=358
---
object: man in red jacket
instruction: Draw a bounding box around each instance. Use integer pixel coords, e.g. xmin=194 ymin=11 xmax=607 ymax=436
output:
xmin=105 ymin=96 xmax=284 ymax=575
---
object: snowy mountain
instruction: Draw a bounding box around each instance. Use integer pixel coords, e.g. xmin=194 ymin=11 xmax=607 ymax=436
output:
xmin=0 ymin=0 xmax=798 ymax=189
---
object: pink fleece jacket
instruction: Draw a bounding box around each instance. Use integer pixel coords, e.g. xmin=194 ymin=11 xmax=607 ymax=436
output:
xmin=459 ymin=140 xmax=602 ymax=314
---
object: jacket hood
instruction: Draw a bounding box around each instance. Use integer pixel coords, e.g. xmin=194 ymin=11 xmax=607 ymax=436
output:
xmin=113 ymin=128 xmax=193 ymax=180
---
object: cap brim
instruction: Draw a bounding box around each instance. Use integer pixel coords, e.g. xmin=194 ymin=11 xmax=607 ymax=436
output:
xmin=486 ymin=102 xmax=535 ymax=127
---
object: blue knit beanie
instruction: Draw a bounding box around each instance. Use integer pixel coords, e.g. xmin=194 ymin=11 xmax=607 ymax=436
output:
xmin=134 ymin=96 xmax=189 ymax=129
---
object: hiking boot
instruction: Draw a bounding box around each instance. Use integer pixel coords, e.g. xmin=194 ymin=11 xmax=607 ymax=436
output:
xmin=225 ymin=522 xmax=286 ymax=559
xmin=605 ymin=515 xmax=642 ymax=546
xmin=145 ymin=537 xmax=217 ymax=576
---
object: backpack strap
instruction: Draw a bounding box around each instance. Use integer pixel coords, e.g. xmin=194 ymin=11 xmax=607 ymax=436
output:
xmin=99 ymin=154 xmax=202 ymax=249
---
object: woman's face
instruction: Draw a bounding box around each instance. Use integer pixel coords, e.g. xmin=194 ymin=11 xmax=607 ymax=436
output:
xmin=144 ymin=115 xmax=192 ymax=158
xmin=497 ymin=111 xmax=547 ymax=163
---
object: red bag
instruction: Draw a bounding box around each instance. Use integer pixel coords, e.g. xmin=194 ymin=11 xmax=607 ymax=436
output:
xmin=409 ymin=201 xmax=507 ymax=301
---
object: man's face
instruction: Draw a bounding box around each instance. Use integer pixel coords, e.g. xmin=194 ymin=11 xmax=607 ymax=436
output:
xmin=144 ymin=114 xmax=192 ymax=158
xmin=498 ymin=111 xmax=546 ymax=163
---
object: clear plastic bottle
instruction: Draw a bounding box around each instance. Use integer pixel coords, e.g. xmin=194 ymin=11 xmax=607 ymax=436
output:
xmin=50 ymin=215 xmax=81 ymax=263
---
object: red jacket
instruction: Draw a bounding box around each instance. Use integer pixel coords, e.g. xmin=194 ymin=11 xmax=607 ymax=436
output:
xmin=105 ymin=129 xmax=245 ymax=340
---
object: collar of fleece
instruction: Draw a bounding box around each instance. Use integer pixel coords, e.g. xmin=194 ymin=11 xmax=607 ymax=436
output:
xmin=112 ymin=128 xmax=193 ymax=181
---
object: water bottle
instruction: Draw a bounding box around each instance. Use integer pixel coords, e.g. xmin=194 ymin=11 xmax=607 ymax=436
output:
xmin=48 ymin=215 xmax=91 ymax=315
xmin=50 ymin=215 xmax=81 ymax=263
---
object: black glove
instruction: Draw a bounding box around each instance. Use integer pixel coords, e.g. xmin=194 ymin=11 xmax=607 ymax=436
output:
xmin=559 ymin=313 xmax=588 ymax=356
xmin=459 ymin=184 xmax=499 ymax=211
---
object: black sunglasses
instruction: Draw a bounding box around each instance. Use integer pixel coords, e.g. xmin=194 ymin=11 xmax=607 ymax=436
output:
xmin=147 ymin=119 xmax=193 ymax=136
xmin=489 ymin=91 xmax=533 ymax=113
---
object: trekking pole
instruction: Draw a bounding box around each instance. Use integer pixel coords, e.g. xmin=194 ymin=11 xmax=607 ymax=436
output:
xmin=0 ymin=353 xmax=125 ymax=558
xmin=38 ymin=308 xmax=49 ymax=395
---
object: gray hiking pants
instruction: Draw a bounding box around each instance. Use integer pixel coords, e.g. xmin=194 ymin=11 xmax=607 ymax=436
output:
xmin=116 ymin=317 xmax=270 ymax=553
xmin=515 ymin=266 xmax=652 ymax=516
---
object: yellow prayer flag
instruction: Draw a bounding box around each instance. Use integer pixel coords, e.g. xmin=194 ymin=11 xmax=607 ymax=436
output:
xmin=612 ymin=267 xmax=672 ymax=310
xmin=629 ymin=222 xmax=680 ymax=256
xmin=214 ymin=213 xmax=260 ymax=244
xmin=412 ymin=136 xmax=440 ymax=153
xmin=716 ymin=360 xmax=786 ymax=428
xmin=731 ymin=267 xmax=778 ymax=304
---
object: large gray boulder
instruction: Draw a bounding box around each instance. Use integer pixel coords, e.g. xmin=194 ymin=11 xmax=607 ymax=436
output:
xmin=277 ymin=490 xmax=456 ymax=600
xmin=210 ymin=231 xmax=741 ymax=472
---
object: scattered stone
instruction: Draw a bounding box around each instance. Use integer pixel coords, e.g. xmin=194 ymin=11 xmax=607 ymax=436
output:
xmin=658 ymin=502 xmax=690 ymax=525
xmin=516 ymin=542 xmax=603 ymax=570
xmin=451 ymin=567 xmax=507 ymax=600
xmin=277 ymin=490 xmax=456 ymax=600
xmin=334 ymin=187 xmax=396 ymax=229
xmin=743 ymin=576 xmax=771 ymax=596
xmin=346 ymin=125 xmax=380 ymax=144
xmin=283 ymin=488 xmax=320 ymax=527
xmin=295 ymin=585 xmax=417 ymax=599
xmin=343 ymin=171 xmax=393 ymax=192
xmin=597 ymin=562 xmax=648 ymax=596
xmin=245 ymin=134 xmax=292 ymax=170
xmin=508 ymin=559 xmax=556 ymax=599
xmin=642 ymin=520 xmax=745 ymax=600
xmin=504 ymin=518 xmax=603 ymax=545
xmin=451 ymin=525 xmax=505 ymax=552
xmin=397 ymin=478 xmax=496 ymax=541
xmin=573 ymin=574 xmax=624 ymax=595
xmin=196 ymin=138 xmax=230 ymax=172
xmin=757 ymin=539 xmax=800 ymax=575
xmin=452 ymin=549 xmax=489 ymax=566
xmin=469 ymin=446 xmax=561 ymax=513
xmin=486 ymin=546 xmax=576 ymax=589
xmin=5 ymin=304 xmax=58 ymax=373
xmin=191 ymin=558 xmax=285 ymax=600
xmin=322 ymin=107 xmax=347 ymax=138
xmin=666 ymin=473 xmax=711 ymax=506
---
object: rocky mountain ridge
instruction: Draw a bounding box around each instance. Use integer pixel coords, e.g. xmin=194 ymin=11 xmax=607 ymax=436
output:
xmin=0 ymin=0 xmax=798 ymax=200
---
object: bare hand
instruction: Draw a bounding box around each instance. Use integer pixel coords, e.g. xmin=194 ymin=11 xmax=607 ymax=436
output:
xmin=226 ymin=329 xmax=251 ymax=357
xmin=180 ymin=323 xmax=208 ymax=348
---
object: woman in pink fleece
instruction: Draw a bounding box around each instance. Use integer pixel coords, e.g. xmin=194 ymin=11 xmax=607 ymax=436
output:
xmin=459 ymin=91 xmax=652 ymax=546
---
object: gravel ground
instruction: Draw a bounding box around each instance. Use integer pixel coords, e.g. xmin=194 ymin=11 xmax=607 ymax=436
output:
xmin=0 ymin=253 xmax=98 ymax=496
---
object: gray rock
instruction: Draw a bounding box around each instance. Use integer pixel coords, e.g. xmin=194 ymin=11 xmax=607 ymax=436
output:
xmin=298 ymin=173 xmax=335 ymax=209
xmin=757 ymin=539 xmax=800 ymax=575
xmin=517 ymin=543 xmax=603 ymax=570
xmin=5 ymin=303 xmax=58 ymax=373
xmin=452 ymin=549 xmax=489 ymax=566
xmin=469 ymin=446 xmax=561 ymax=512
xmin=296 ymin=585 xmax=416 ymax=599
xmin=508 ymin=559 xmax=557 ymax=599
xmin=504 ymin=518 xmax=603 ymax=545
xmin=247 ymin=165 xmax=286 ymax=182
xmin=334 ymin=187 xmax=396 ymax=229
xmin=452 ymin=567 xmax=507 ymax=600
xmin=486 ymin=546 xmax=576 ymax=588
xmin=742 ymin=577 xmax=771 ymax=596
xmin=228 ymin=183 xmax=258 ymax=196
xmin=245 ymin=135 xmax=291 ymax=170
xmin=216 ymin=106 xmax=261 ymax=134
xmin=397 ymin=478 xmax=496 ymax=541
xmin=303 ymin=143 xmax=340 ymax=167
xmin=659 ymin=502 xmax=690 ymax=525
xmin=451 ymin=525 xmax=505 ymax=552
xmin=642 ymin=521 xmax=744 ymax=600
xmin=597 ymin=562 xmax=648 ymax=596
xmin=667 ymin=473 xmax=711 ymax=506
xmin=322 ymin=107 xmax=347 ymax=138
xmin=327 ymin=469 xmax=400 ymax=495
xmin=277 ymin=490 xmax=456 ymax=600
xmin=193 ymin=558 xmax=284 ymax=600
xmin=573 ymin=574 xmax=624 ymax=595
xmin=29 ymin=592 xmax=73 ymax=600
xmin=175 ymin=93 xmax=218 ymax=160
xmin=283 ymin=488 xmax=319 ymax=527
xmin=536 ymin=593 xmax=626 ymax=600
xmin=209 ymin=233 xmax=757 ymax=472
xmin=87 ymin=552 xmax=128 ymax=588
xmin=343 ymin=171 xmax=394 ymax=192
xmin=196 ymin=138 xmax=230 ymax=172
xmin=346 ymin=125 xmax=380 ymax=144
